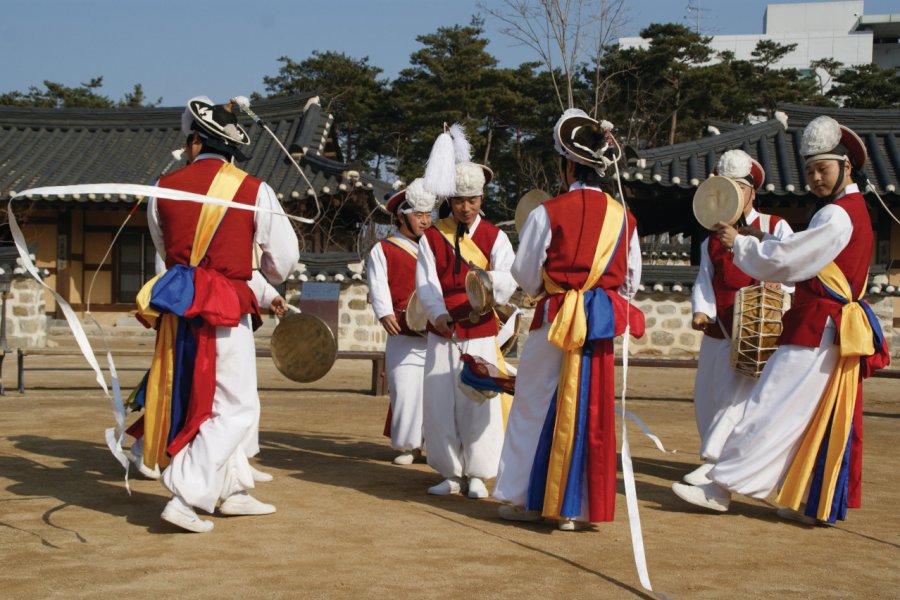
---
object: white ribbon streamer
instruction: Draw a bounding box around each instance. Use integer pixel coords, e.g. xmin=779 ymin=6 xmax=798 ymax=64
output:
xmin=13 ymin=183 xmax=312 ymax=224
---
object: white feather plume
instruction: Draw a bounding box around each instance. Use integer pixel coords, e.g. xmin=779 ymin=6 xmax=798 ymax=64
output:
xmin=448 ymin=123 xmax=471 ymax=163
xmin=231 ymin=96 xmax=251 ymax=110
xmin=717 ymin=150 xmax=752 ymax=179
xmin=801 ymin=115 xmax=842 ymax=157
xmin=423 ymin=131 xmax=457 ymax=197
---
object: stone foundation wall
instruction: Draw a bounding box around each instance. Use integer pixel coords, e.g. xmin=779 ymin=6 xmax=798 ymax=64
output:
xmin=285 ymin=280 xmax=899 ymax=359
xmin=7 ymin=277 xmax=47 ymax=348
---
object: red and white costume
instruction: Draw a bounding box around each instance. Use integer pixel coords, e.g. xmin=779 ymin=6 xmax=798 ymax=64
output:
xmin=494 ymin=183 xmax=642 ymax=519
xmin=148 ymin=153 xmax=298 ymax=513
xmin=691 ymin=209 xmax=793 ymax=462
xmin=415 ymin=215 xmax=516 ymax=480
xmin=367 ymin=234 xmax=427 ymax=452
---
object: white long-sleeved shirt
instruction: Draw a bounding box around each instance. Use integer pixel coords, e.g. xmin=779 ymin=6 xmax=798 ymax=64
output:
xmin=511 ymin=183 xmax=642 ymax=300
xmin=367 ymin=234 xmax=419 ymax=321
xmin=415 ymin=215 xmax=517 ymax=325
xmin=147 ymin=154 xmax=300 ymax=285
xmin=691 ymin=208 xmax=795 ymax=318
xmin=731 ymin=184 xmax=858 ymax=285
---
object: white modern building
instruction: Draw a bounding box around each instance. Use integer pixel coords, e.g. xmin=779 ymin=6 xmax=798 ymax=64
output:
xmin=618 ymin=1 xmax=899 ymax=86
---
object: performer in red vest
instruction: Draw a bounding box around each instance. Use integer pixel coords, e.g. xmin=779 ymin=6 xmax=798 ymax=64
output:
xmin=685 ymin=150 xmax=793 ymax=486
xmin=674 ymin=116 xmax=889 ymax=524
xmin=417 ymin=128 xmax=517 ymax=498
xmin=494 ymin=110 xmax=644 ymax=531
xmin=144 ymin=96 xmax=299 ymax=532
xmin=367 ymin=178 xmax=435 ymax=465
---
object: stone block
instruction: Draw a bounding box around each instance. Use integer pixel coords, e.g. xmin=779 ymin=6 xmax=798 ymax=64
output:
xmin=657 ymin=304 xmax=676 ymax=315
xmin=12 ymin=306 xmax=30 ymax=317
xmin=353 ymin=329 xmax=369 ymax=342
xmin=355 ymin=313 xmax=374 ymax=326
xmin=679 ymin=333 xmax=698 ymax=346
xmin=644 ymin=317 xmax=657 ymax=328
xmin=348 ymin=299 xmax=367 ymax=310
xmin=341 ymin=313 xmax=351 ymax=324
xmin=651 ymin=330 xmax=674 ymax=346
xmin=662 ymin=318 xmax=683 ymax=329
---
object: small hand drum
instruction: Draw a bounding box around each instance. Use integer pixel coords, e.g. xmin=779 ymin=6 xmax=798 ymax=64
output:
xmin=269 ymin=312 xmax=337 ymax=383
xmin=404 ymin=290 xmax=429 ymax=333
xmin=466 ymin=267 xmax=495 ymax=323
xmin=693 ymin=176 xmax=743 ymax=231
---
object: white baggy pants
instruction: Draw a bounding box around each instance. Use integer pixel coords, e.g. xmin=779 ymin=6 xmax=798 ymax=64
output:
xmin=386 ymin=334 xmax=427 ymax=451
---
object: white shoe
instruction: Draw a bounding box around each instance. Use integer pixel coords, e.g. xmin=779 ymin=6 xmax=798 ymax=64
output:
xmin=392 ymin=449 xmax=422 ymax=465
xmin=467 ymin=477 xmax=489 ymax=499
xmin=672 ymin=482 xmax=731 ymax=512
xmin=776 ymin=507 xmax=817 ymax=525
xmin=218 ymin=492 xmax=276 ymax=516
xmin=558 ymin=519 xmax=591 ymax=531
xmin=427 ymin=477 xmax=466 ymax=496
xmin=683 ymin=463 xmax=714 ymax=486
xmin=161 ymin=496 xmax=214 ymax=533
xmin=250 ymin=466 xmax=274 ymax=483
xmin=498 ymin=504 xmax=541 ymax=522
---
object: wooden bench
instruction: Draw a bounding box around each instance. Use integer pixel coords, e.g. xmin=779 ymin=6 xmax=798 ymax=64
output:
xmin=16 ymin=347 xmax=154 ymax=394
xmin=15 ymin=347 xmax=387 ymax=396
xmin=254 ymin=348 xmax=387 ymax=396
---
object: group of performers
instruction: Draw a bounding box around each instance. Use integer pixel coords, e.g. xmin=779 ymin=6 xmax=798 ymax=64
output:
xmin=366 ymin=109 xmax=889 ymax=533
xmin=124 ymin=94 xmax=887 ymax=535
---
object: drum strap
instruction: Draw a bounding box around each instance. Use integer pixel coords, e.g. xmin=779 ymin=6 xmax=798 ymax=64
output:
xmin=776 ymin=261 xmax=886 ymax=522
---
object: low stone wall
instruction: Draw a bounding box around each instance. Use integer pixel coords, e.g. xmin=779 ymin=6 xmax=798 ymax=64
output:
xmin=285 ymin=280 xmax=899 ymax=359
xmin=7 ymin=277 xmax=47 ymax=348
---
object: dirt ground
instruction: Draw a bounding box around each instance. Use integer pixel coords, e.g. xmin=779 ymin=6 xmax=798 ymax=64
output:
xmin=1 ymin=350 xmax=898 ymax=599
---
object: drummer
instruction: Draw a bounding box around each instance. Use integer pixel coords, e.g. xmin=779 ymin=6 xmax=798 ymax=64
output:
xmin=494 ymin=110 xmax=643 ymax=531
xmin=673 ymin=116 xmax=890 ymax=524
xmin=684 ymin=150 xmax=793 ymax=486
xmin=415 ymin=127 xmax=517 ymax=499
xmin=366 ymin=179 xmax=435 ymax=465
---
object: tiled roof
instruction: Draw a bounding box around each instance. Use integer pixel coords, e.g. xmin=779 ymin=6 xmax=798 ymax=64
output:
xmin=0 ymin=95 xmax=391 ymax=203
xmin=624 ymin=104 xmax=900 ymax=198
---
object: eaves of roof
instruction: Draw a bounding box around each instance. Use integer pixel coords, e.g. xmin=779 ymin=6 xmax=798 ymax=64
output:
xmin=0 ymin=94 xmax=390 ymax=204
xmin=624 ymin=110 xmax=900 ymax=198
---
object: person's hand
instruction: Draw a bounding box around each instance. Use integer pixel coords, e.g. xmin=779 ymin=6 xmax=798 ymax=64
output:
xmin=433 ymin=313 xmax=454 ymax=335
xmin=691 ymin=312 xmax=712 ymax=332
xmin=270 ymin=295 xmax=288 ymax=318
xmin=738 ymin=224 xmax=764 ymax=241
xmin=715 ymin=221 xmax=739 ymax=251
xmin=380 ymin=315 xmax=402 ymax=336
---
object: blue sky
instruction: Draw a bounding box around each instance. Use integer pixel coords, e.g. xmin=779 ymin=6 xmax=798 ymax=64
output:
xmin=1 ymin=0 xmax=896 ymax=106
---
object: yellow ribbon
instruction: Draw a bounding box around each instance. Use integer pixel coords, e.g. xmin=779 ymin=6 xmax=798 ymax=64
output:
xmin=435 ymin=217 xmax=489 ymax=270
xmin=776 ymin=261 xmax=870 ymax=520
xmin=540 ymin=193 xmax=625 ymax=519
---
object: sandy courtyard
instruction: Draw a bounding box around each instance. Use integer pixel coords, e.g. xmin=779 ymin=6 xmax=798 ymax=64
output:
xmin=1 ymin=352 xmax=898 ymax=599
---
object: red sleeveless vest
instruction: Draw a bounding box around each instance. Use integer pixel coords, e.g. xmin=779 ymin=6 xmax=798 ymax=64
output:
xmin=422 ymin=218 xmax=501 ymax=339
xmin=530 ymin=189 xmax=638 ymax=330
xmin=779 ymin=192 xmax=873 ymax=348
xmin=380 ymin=237 xmax=419 ymax=336
xmin=156 ymin=158 xmax=261 ymax=318
xmin=706 ymin=213 xmax=784 ymax=339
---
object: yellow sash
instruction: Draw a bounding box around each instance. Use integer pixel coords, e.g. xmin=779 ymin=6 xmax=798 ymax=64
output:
xmin=385 ymin=236 xmax=419 ymax=261
xmin=776 ymin=261 xmax=871 ymax=519
xmin=540 ymin=193 xmax=625 ymax=519
xmin=137 ymin=161 xmax=248 ymax=471
xmin=435 ymin=217 xmax=489 ymax=270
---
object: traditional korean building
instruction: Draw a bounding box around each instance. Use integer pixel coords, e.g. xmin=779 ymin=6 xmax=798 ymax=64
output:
xmin=0 ymin=94 xmax=392 ymax=324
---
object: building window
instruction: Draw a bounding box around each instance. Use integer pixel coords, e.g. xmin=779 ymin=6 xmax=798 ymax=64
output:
xmin=116 ymin=232 xmax=156 ymax=303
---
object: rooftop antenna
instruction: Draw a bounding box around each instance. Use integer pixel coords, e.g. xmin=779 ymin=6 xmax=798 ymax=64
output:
xmin=685 ymin=0 xmax=708 ymax=34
